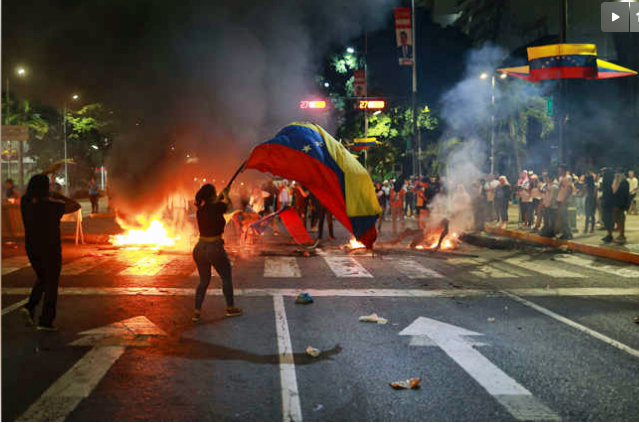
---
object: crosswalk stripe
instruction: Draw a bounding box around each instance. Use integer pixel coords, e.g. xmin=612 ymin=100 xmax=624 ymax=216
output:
xmin=264 ymin=257 xmax=301 ymax=278
xmin=2 ymin=256 xmax=31 ymax=275
xmin=157 ymin=256 xmax=195 ymax=276
xmin=391 ymin=258 xmax=444 ymax=279
xmin=119 ymin=255 xmax=175 ymax=276
xmin=508 ymin=256 xmax=584 ymax=278
xmin=61 ymin=257 xmax=103 ymax=275
xmin=553 ymin=254 xmax=639 ymax=278
xmin=322 ymin=256 xmax=373 ymax=278
xmin=448 ymin=258 xmax=518 ymax=279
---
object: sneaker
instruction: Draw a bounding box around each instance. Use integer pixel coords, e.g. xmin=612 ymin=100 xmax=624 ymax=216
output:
xmin=615 ymin=236 xmax=627 ymax=244
xmin=19 ymin=307 xmax=34 ymax=326
xmin=225 ymin=307 xmax=243 ymax=317
xmin=602 ymin=235 xmax=613 ymax=243
xmin=36 ymin=324 xmax=58 ymax=332
xmin=192 ymin=309 xmax=201 ymax=323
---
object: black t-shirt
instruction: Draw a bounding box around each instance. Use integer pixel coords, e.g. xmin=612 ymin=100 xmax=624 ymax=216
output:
xmin=196 ymin=201 xmax=228 ymax=237
xmin=21 ymin=196 xmax=66 ymax=254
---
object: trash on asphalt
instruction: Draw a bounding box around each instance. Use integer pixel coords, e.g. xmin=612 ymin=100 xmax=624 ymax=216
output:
xmin=390 ymin=377 xmax=421 ymax=389
xmin=487 ymin=317 xmax=495 ymax=322
xmin=359 ymin=313 xmax=388 ymax=324
xmin=633 ymin=316 xmax=639 ymax=325
xmin=313 ymin=404 xmax=324 ymax=412
xmin=306 ymin=346 xmax=321 ymax=357
xmin=295 ymin=293 xmax=314 ymax=304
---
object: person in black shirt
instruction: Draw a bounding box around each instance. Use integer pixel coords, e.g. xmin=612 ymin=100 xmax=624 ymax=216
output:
xmin=20 ymin=174 xmax=81 ymax=330
xmin=192 ymin=184 xmax=242 ymax=322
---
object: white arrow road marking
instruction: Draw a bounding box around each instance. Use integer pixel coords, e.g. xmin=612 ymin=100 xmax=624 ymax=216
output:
xmin=273 ymin=295 xmax=302 ymax=422
xmin=503 ymin=291 xmax=639 ymax=359
xmin=321 ymin=256 xmax=372 ymax=277
xmin=17 ymin=316 xmax=166 ymax=421
xmin=390 ymin=258 xmax=445 ymax=279
xmin=399 ymin=317 xmax=560 ymax=421
xmin=265 ymin=257 xmax=301 ymax=278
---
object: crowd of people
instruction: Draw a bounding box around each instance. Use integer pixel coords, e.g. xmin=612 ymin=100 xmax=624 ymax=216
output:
xmin=473 ymin=166 xmax=638 ymax=244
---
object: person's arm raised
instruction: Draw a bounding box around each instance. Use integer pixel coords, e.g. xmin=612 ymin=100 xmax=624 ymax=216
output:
xmin=50 ymin=192 xmax=81 ymax=214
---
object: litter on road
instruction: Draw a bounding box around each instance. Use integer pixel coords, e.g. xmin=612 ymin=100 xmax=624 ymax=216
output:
xmin=306 ymin=346 xmax=321 ymax=357
xmin=487 ymin=317 xmax=496 ymax=322
xmin=359 ymin=313 xmax=389 ymax=324
xmin=390 ymin=378 xmax=421 ymax=390
xmin=295 ymin=292 xmax=314 ymax=304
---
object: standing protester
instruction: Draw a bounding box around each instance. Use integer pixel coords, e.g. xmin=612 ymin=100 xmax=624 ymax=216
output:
xmin=192 ymin=184 xmax=242 ymax=322
xmin=541 ymin=172 xmax=559 ymax=237
xmin=390 ymin=180 xmax=406 ymax=235
xmin=316 ymin=202 xmax=334 ymax=240
xmin=494 ymin=176 xmax=511 ymax=228
xmin=88 ymin=177 xmax=100 ymax=214
xmin=612 ymin=168 xmax=630 ymax=244
xmin=600 ymin=168 xmax=615 ymax=243
xmin=404 ymin=179 xmax=414 ymax=218
xmin=573 ymin=174 xmax=585 ymax=218
xmin=520 ymin=175 xmax=533 ymax=229
xmin=556 ymin=164 xmax=573 ymax=240
xmin=584 ymin=172 xmax=597 ymax=234
xmin=414 ymin=178 xmax=427 ymax=229
xmin=471 ymin=179 xmax=487 ymax=231
xmin=627 ymin=170 xmax=638 ymax=215
xmin=484 ymin=174 xmax=498 ymax=222
xmin=20 ymin=174 xmax=81 ymax=330
xmin=517 ymin=170 xmax=529 ymax=227
xmin=4 ymin=178 xmax=20 ymax=203
xmin=530 ymin=175 xmax=543 ymax=232
xmin=375 ymin=181 xmax=386 ymax=231
xmin=292 ymin=182 xmax=310 ymax=227
xmin=382 ymin=180 xmax=391 ymax=220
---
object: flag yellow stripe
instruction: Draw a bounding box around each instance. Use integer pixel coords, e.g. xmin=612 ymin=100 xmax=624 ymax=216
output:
xmin=597 ymin=59 xmax=637 ymax=74
xmin=527 ymin=44 xmax=596 ymax=61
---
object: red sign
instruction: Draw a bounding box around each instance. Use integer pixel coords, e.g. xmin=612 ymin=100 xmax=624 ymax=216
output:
xmin=358 ymin=100 xmax=385 ymax=110
xmin=300 ymin=100 xmax=326 ymax=109
xmin=394 ymin=7 xmax=413 ymax=66
xmin=353 ymin=69 xmax=366 ymax=97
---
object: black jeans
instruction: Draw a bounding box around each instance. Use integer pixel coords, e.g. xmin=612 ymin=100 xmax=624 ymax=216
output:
xmin=318 ymin=208 xmax=334 ymax=238
xmin=25 ymin=249 xmax=62 ymax=326
xmin=193 ymin=240 xmax=234 ymax=309
xmin=89 ymin=194 xmax=99 ymax=213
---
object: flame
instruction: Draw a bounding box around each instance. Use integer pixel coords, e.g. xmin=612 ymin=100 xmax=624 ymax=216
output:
xmin=415 ymin=232 xmax=459 ymax=251
xmin=110 ymin=216 xmax=178 ymax=248
xmin=347 ymin=237 xmax=366 ymax=250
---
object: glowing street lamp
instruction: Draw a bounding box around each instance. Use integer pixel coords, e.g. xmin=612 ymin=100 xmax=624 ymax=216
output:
xmin=63 ymin=94 xmax=81 ymax=195
xmin=480 ymin=72 xmax=489 ymax=80
xmin=346 ymin=47 xmax=355 ymax=54
xmin=17 ymin=68 xmax=26 ymax=76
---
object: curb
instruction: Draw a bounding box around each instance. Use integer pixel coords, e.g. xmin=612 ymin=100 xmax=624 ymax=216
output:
xmin=484 ymin=225 xmax=639 ymax=266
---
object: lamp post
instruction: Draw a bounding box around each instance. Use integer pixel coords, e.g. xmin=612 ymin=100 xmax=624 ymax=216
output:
xmin=480 ymin=72 xmax=507 ymax=175
xmin=4 ymin=67 xmax=27 ymax=188
xmin=63 ymin=94 xmax=79 ymax=195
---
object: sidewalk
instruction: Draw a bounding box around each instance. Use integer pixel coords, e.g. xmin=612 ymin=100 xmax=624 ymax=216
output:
xmin=485 ymin=203 xmax=639 ymax=265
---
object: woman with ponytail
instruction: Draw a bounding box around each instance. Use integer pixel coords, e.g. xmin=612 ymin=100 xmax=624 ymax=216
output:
xmin=192 ymin=184 xmax=242 ymax=322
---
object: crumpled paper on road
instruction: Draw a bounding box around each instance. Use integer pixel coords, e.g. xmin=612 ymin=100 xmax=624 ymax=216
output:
xmin=390 ymin=377 xmax=421 ymax=389
xmin=306 ymin=346 xmax=321 ymax=357
xmin=359 ymin=313 xmax=388 ymax=324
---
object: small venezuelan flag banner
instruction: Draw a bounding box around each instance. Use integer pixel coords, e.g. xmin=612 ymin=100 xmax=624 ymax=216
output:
xmin=245 ymin=122 xmax=382 ymax=248
xmin=528 ymin=43 xmax=598 ymax=81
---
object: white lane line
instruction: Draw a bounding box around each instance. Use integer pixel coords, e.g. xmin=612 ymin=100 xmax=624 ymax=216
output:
xmin=16 ymin=345 xmax=126 ymax=422
xmin=391 ymin=258 xmax=445 ymax=279
xmin=448 ymin=258 xmax=519 ymax=279
xmin=119 ymin=255 xmax=175 ymax=276
xmin=273 ymin=295 xmax=302 ymax=422
xmin=322 ymin=256 xmax=372 ymax=278
xmin=157 ymin=257 xmax=196 ymax=276
xmin=265 ymin=257 xmax=301 ymax=278
xmin=508 ymin=256 xmax=584 ymax=278
xmin=3 ymin=286 xmax=639 ymax=298
xmin=553 ymin=254 xmax=639 ymax=278
xmin=61 ymin=257 xmax=103 ymax=275
xmin=2 ymin=256 xmax=31 ymax=275
xmin=503 ymin=291 xmax=639 ymax=359
xmin=1 ymin=298 xmax=28 ymax=315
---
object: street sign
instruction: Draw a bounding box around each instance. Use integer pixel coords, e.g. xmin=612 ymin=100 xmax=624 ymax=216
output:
xmin=17 ymin=316 xmax=167 ymax=422
xmin=399 ymin=317 xmax=560 ymax=421
xmin=358 ymin=100 xmax=385 ymax=110
xmin=300 ymin=100 xmax=326 ymax=109
xmin=354 ymin=69 xmax=367 ymax=97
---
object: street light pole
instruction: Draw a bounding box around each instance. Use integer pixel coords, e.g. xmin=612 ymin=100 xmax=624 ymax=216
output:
xmin=411 ymin=0 xmax=420 ymax=177
xmin=490 ymin=75 xmax=496 ymax=175
xmin=63 ymin=102 xmax=69 ymax=195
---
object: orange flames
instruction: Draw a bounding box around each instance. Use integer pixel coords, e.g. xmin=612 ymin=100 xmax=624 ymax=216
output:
xmin=414 ymin=232 xmax=459 ymax=250
xmin=347 ymin=238 xmax=367 ymax=250
xmin=109 ymin=214 xmax=195 ymax=251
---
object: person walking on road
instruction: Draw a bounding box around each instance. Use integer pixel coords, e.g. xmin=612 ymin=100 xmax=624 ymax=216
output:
xmin=192 ymin=184 xmax=242 ymax=322
xmin=20 ymin=174 xmax=81 ymax=330
xmin=556 ymin=164 xmax=573 ymax=240
xmin=612 ymin=169 xmax=630 ymax=244
xmin=600 ymin=168 xmax=615 ymax=243
xmin=494 ymin=176 xmax=511 ymax=228
xmin=88 ymin=177 xmax=100 ymax=214
xmin=584 ymin=173 xmax=597 ymax=234
xmin=390 ymin=179 xmax=406 ymax=236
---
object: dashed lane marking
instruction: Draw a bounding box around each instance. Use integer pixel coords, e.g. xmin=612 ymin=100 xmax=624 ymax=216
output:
xmin=264 ymin=257 xmax=302 ymax=278
xmin=321 ymin=256 xmax=373 ymax=278
xmin=503 ymin=291 xmax=639 ymax=359
xmin=273 ymin=295 xmax=303 ymax=422
xmin=1 ymin=298 xmax=28 ymax=315
xmin=390 ymin=258 xmax=445 ymax=279
xmin=553 ymin=254 xmax=639 ymax=278
xmin=2 ymin=256 xmax=31 ymax=275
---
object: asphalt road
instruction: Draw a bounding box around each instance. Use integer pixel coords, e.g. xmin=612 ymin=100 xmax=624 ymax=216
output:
xmin=2 ymin=225 xmax=639 ymax=421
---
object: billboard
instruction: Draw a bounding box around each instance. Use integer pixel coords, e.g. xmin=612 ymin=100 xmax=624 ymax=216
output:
xmin=394 ymin=7 xmax=413 ymax=66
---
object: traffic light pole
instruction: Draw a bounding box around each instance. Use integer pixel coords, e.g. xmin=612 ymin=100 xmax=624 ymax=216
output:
xmin=411 ymin=0 xmax=420 ymax=177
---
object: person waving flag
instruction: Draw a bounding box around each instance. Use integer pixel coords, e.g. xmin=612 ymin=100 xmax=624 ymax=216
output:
xmin=244 ymin=122 xmax=382 ymax=248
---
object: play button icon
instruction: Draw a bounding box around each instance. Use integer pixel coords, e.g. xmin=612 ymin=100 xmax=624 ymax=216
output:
xmin=602 ymin=2 xmax=629 ymax=32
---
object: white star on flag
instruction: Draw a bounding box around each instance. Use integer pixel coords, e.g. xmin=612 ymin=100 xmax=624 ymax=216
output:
xmin=302 ymin=145 xmax=312 ymax=153
xmin=315 ymin=141 xmax=324 ymax=147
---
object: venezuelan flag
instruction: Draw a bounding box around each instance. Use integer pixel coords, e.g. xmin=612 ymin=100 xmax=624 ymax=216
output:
xmin=245 ymin=122 xmax=382 ymax=248
xmin=528 ymin=44 xmax=598 ymax=81
xmin=350 ymin=139 xmax=381 ymax=151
